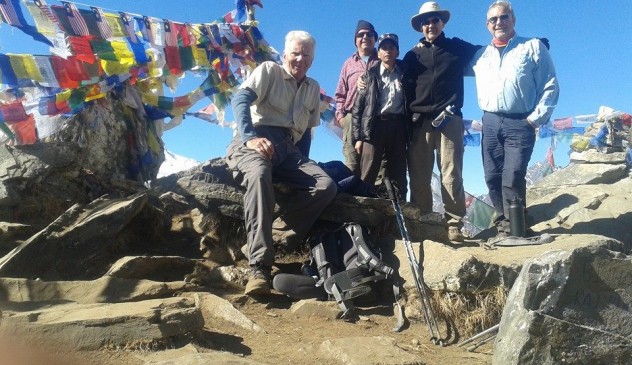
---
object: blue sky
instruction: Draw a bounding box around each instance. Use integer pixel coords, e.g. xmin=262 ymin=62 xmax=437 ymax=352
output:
xmin=1 ymin=0 xmax=631 ymax=195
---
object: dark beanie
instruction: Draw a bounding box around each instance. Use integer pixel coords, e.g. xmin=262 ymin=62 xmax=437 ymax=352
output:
xmin=355 ymin=20 xmax=377 ymax=43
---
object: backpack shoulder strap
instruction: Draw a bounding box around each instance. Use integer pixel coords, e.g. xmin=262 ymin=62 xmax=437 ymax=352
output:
xmin=343 ymin=223 xmax=406 ymax=331
xmin=344 ymin=223 xmax=394 ymax=277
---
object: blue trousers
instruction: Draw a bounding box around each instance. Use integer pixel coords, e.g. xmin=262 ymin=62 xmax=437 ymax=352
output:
xmin=481 ymin=112 xmax=535 ymax=229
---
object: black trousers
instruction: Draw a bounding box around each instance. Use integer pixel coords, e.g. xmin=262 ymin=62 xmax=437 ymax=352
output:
xmin=359 ymin=116 xmax=408 ymax=198
xmin=481 ymin=112 xmax=535 ymax=227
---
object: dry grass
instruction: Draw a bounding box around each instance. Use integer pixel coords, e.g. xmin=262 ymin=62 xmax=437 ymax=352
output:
xmin=431 ymin=286 xmax=507 ymax=338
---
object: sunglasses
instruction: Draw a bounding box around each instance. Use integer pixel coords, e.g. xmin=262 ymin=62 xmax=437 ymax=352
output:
xmin=421 ymin=17 xmax=442 ymax=26
xmin=487 ymin=14 xmax=510 ymax=25
xmin=356 ymin=31 xmax=374 ymax=39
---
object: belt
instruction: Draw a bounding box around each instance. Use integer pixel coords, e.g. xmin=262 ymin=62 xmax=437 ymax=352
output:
xmin=379 ymin=113 xmax=404 ymax=120
xmin=485 ymin=111 xmax=531 ymax=120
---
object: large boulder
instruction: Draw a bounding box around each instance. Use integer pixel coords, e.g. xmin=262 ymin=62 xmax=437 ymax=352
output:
xmin=493 ymin=245 xmax=632 ymax=365
xmin=154 ymin=158 xmax=448 ymax=243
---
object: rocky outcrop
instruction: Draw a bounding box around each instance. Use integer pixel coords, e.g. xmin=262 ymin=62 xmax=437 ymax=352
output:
xmin=492 ymin=246 xmax=632 ymax=365
xmin=0 ymin=297 xmax=203 ymax=351
xmin=0 ymin=97 xmax=631 ymax=364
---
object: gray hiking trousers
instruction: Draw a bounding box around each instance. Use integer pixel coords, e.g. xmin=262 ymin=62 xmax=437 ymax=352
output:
xmin=226 ymin=126 xmax=337 ymax=267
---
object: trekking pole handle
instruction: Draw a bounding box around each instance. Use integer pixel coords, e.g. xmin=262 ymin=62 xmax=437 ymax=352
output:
xmin=383 ymin=177 xmax=397 ymax=201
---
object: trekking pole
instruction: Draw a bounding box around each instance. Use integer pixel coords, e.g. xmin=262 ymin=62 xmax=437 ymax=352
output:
xmin=383 ymin=177 xmax=444 ymax=346
xmin=457 ymin=324 xmax=499 ymax=349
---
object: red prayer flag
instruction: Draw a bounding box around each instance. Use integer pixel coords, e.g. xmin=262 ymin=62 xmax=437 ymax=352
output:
xmin=68 ymin=35 xmax=96 ymax=64
xmin=10 ymin=114 xmax=37 ymax=144
xmin=51 ymin=56 xmax=77 ymax=88
xmin=546 ymin=146 xmax=555 ymax=168
xmin=0 ymin=101 xmax=29 ymax=123
xmin=164 ymin=46 xmax=182 ymax=75
xmin=552 ymin=117 xmax=572 ymax=130
xmin=174 ymin=95 xmax=190 ymax=108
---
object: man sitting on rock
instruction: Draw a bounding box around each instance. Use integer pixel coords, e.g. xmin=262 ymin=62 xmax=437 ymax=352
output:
xmin=225 ymin=30 xmax=338 ymax=295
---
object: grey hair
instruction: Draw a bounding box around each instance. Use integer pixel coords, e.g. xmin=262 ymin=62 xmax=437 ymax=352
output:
xmin=488 ymin=0 xmax=515 ymax=19
xmin=284 ymin=30 xmax=316 ymax=54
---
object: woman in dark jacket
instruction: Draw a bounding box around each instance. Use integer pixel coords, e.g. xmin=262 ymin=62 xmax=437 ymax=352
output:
xmin=351 ymin=33 xmax=409 ymax=198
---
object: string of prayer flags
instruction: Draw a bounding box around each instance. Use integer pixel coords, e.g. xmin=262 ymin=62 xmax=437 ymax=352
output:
xmin=0 ymin=0 xmax=277 ymax=146
xmin=0 ymin=0 xmax=52 ymax=45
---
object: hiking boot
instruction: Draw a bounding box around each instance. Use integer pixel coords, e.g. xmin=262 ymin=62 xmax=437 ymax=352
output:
xmin=244 ymin=264 xmax=272 ymax=295
xmin=448 ymin=226 xmax=464 ymax=242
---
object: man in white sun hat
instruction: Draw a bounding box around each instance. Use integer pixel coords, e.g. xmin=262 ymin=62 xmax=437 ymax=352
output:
xmin=403 ymin=2 xmax=481 ymax=242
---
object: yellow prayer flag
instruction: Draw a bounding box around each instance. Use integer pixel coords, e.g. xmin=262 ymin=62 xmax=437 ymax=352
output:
xmin=56 ymin=89 xmax=72 ymax=103
xmin=147 ymin=128 xmax=162 ymax=154
xmin=100 ymin=59 xmax=130 ymax=76
xmin=142 ymin=92 xmax=159 ymax=106
xmin=192 ymin=46 xmax=211 ymax=68
xmin=111 ymin=41 xmax=134 ymax=63
xmin=104 ymin=13 xmax=126 ymax=38
xmin=8 ymin=54 xmax=44 ymax=82
xmin=189 ymin=24 xmax=204 ymax=44
xmin=84 ymin=85 xmax=105 ymax=102
xmin=100 ymin=41 xmax=135 ymax=75
xmin=137 ymin=77 xmax=164 ymax=95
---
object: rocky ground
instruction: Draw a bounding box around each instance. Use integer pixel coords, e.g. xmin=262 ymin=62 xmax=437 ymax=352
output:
xmin=1 ymin=284 xmax=494 ymax=365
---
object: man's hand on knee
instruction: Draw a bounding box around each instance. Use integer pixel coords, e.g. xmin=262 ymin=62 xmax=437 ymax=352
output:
xmin=246 ymin=137 xmax=275 ymax=160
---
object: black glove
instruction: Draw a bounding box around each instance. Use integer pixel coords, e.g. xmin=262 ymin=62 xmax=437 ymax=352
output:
xmin=538 ymin=37 xmax=550 ymax=50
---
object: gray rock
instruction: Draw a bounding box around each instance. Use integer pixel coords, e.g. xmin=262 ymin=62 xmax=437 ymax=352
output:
xmin=393 ymin=234 xmax=627 ymax=294
xmin=0 ymin=297 xmax=203 ymax=351
xmin=143 ymin=351 xmax=269 ymax=365
xmin=319 ymin=336 xmax=422 ymax=365
xmin=528 ymin=178 xmax=632 ymax=246
xmin=0 ymin=192 xmax=152 ymax=279
xmin=493 ymin=245 xmax=632 ymax=365
xmin=289 ymin=299 xmax=340 ymax=320
xmin=570 ymin=150 xmax=627 ymax=164
xmin=528 ymin=163 xmax=628 ymax=200
xmin=185 ymin=292 xmax=263 ymax=333
xmin=105 ymin=255 xmax=199 ymax=282
xmin=0 ymin=276 xmax=191 ymax=304
xmin=155 ymin=158 xmax=448 ymax=243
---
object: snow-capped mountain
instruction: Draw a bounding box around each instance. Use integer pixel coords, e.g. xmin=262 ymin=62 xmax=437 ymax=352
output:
xmin=157 ymin=150 xmax=201 ymax=178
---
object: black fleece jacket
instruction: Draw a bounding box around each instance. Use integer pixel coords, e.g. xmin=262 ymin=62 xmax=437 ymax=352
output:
xmin=402 ymin=32 xmax=480 ymax=120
